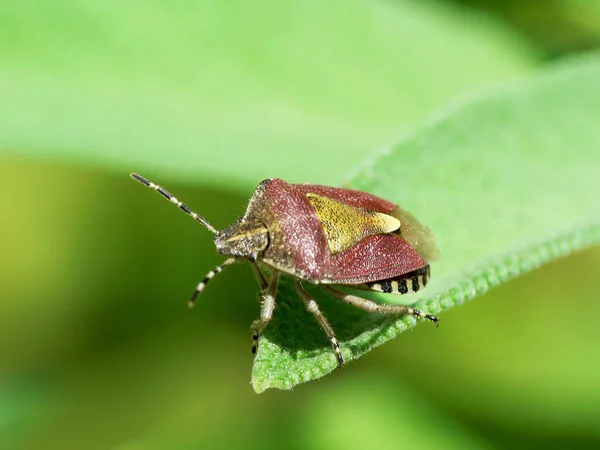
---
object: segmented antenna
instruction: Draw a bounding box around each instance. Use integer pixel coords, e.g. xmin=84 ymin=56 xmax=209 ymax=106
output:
xmin=188 ymin=257 xmax=237 ymax=308
xmin=130 ymin=173 xmax=217 ymax=233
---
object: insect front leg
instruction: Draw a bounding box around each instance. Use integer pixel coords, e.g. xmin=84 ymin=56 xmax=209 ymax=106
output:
xmin=295 ymin=281 xmax=344 ymax=367
xmin=322 ymin=285 xmax=439 ymax=326
xmin=251 ymin=271 xmax=279 ymax=355
xmin=250 ymin=262 xmax=269 ymax=291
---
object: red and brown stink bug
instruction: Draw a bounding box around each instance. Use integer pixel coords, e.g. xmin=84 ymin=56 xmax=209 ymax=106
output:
xmin=131 ymin=174 xmax=439 ymax=366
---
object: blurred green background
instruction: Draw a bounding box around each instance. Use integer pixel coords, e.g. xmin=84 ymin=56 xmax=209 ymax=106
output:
xmin=1 ymin=1 xmax=600 ymax=449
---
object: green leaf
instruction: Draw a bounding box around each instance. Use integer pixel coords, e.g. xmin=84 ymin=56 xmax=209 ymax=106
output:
xmin=251 ymin=54 xmax=600 ymax=393
xmin=0 ymin=0 xmax=535 ymax=189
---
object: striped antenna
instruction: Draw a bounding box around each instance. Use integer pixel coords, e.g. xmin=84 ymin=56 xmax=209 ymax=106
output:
xmin=130 ymin=173 xmax=217 ymax=233
xmin=188 ymin=257 xmax=237 ymax=308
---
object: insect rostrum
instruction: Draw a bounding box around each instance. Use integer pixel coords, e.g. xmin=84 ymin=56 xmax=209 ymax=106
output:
xmin=131 ymin=174 xmax=439 ymax=366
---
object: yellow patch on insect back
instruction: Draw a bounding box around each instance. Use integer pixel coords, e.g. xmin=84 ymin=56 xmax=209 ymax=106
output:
xmin=307 ymin=193 xmax=400 ymax=254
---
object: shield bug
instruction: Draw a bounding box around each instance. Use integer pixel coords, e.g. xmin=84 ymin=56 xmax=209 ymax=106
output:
xmin=131 ymin=174 xmax=439 ymax=366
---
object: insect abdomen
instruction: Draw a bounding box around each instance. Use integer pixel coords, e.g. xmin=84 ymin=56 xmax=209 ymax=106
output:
xmin=365 ymin=265 xmax=430 ymax=295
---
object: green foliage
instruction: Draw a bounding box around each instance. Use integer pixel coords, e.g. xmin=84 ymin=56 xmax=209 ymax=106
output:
xmin=252 ymin=54 xmax=600 ymax=392
xmin=452 ymin=0 xmax=600 ymax=58
xmin=0 ymin=0 xmax=534 ymax=188
xmin=2 ymin=1 xmax=600 ymax=448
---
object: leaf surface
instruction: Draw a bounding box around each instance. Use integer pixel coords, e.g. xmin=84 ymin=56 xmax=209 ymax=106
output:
xmin=251 ymin=54 xmax=600 ymax=392
xmin=0 ymin=0 xmax=534 ymax=188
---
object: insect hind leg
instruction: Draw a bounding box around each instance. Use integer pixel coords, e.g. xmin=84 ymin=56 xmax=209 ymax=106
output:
xmin=322 ymin=285 xmax=439 ymax=326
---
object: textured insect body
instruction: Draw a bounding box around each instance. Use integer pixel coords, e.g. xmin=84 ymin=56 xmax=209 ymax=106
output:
xmin=131 ymin=174 xmax=439 ymax=367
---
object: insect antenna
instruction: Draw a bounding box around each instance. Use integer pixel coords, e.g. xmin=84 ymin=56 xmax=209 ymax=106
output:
xmin=130 ymin=173 xmax=217 ymax=233
xmin=188 ymin=257 xmax=237 ymax=308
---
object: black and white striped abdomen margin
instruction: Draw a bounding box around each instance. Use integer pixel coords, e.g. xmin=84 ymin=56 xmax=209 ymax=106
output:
xmin=364 ymin=265 xmax=430 ymax=295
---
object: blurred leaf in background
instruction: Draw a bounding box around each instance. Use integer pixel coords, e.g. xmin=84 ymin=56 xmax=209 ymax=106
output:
xmin=447 ymin=0 xmax=600 ymax=58
xmin=1 ymin=1 xmax=599 ymax=450
xmin=0 ymin=0 xmax=536 ymax=187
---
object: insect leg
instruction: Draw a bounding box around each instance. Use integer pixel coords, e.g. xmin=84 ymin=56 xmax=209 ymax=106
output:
xmin=251 ymin=271 xmax=279 ymax=354
xmin=322 ymin=285 xmax=439 ymax=326
xmin=295 ymin=281 xmax=344 ymax=367
xmin=250 ymin=262 xmax=269 ymax=290
xmin=188 ymin=257 xmax=237 ymax=308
